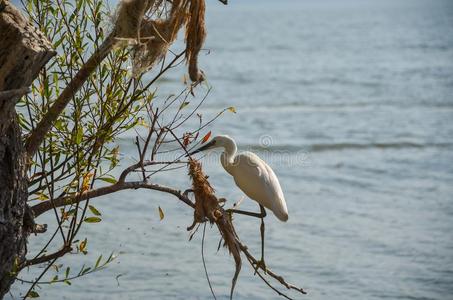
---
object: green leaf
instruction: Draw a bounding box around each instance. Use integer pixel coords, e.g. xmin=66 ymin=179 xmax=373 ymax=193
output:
xmin=98 ymin=176 xmax=117 ymax=184
xmin=37 ymin=192 xmax=49 ymax=201
xmin=10 ymin=257 xmax=19 ymax=275
xmin=95 ymin=255 xmax=103 ymax=268
xmin=106 ymin=252 xmax=115 ymax=263
xmin=65 ymin=266 xmax=70 ymax=278
xmin=75 ymin=127 xmax=83 ymax=144
xmin=53 ymin=37 xmax=64 ymax=49
xmin=27 ymin=291 xmax=40 ymax=298
xmin=88 ymin=205 xmax=101 ymax=216
xmin=66 ymin=208 xmax=77 ymax=216
xmin=76 ymin=0 xmax=83 ymax=10
xmin=84 ymin=217 xmax=102 ymax=223
xmin=53 ymin=73 xmax=59 ymax=95
xmin=179 ymin=102 xmax=190 ymax=110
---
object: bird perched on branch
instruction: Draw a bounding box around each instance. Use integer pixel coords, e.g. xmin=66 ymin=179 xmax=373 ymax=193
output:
xmin=187 ymin=135 xmax=288 ymax=271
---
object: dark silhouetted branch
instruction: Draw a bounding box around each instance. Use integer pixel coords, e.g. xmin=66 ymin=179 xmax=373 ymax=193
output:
xmin=32 ymin=179 xmax=194 ymax=218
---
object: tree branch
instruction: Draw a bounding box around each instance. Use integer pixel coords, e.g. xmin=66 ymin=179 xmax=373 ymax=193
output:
xmin=25 ymin=34 xmax=115 ymax=157
xmin=0 ymin=87 xmax=29 ymax=102
xmin=239 ymin=242 xmax=307 ymax=295
xmin=31 ymin=180 xmax=194 ymax=218
xmin=0 ymin=1 xmax=55 ymax=137
xmin=21 ymin=245 xmax=72 ymax=269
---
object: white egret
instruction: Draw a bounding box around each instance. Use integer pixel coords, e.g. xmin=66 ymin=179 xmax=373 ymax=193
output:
xmin=187 ymin=135 xmax=288 ymax=270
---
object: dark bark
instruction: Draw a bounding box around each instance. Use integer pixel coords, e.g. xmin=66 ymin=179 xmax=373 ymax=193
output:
xmin=0 ymin=2 xmax=54 ymax=298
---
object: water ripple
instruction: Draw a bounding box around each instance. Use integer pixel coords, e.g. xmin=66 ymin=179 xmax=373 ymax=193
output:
xmin=246 ymin=142 xmax=453 ymax=153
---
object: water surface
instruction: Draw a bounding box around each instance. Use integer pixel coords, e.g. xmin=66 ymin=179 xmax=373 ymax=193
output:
xmin=11 ymin=0 xmax=453 ymax=299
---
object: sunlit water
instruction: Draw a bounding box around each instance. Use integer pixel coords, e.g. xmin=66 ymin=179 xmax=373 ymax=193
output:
xmin=9 ymin=0 xmax=453 ymax=299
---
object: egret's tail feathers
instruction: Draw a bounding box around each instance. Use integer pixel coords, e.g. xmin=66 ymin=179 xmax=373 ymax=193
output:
xmin=274 ymin=210 xmax=289 ymax=222
xmin=272 ymin=200 xmax=289 ymax=222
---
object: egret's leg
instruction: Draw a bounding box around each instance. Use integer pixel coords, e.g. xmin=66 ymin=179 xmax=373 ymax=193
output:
xmin=226 ymin=208 xmax=265 ymax=219
xmin=255 ymin=204 xmax=267 ymax=273
xmin=226 ymin=205 xmax=267 ymax=272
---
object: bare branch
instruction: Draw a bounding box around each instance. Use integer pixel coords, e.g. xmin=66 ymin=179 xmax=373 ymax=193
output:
xmin=239 ymin=242 xmax=307 ymax=296
xmin=140 ymin=106 xmax=158 ymax=162
xmin=31 ymin=180 xmax=194 ymax=218
xmin=0 ymin=88 xmax=30 ymax=102
xmin=21 ymin=245 xmax=72 ymax=269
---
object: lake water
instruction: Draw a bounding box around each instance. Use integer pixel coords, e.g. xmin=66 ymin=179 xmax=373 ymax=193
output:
xmin=11 ymin=0 xmax=453 ymax=299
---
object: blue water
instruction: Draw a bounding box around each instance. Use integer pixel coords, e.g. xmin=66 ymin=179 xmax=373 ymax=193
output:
xmin=10 ymin=0 xmax=453 ymax=299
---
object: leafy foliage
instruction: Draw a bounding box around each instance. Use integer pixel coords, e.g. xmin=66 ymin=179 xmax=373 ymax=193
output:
xmin=14 ymin=0 xmax=223 ymax=297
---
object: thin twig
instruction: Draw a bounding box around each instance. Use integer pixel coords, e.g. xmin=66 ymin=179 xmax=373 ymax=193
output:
xmin=239 ymin=242 xmax=307 ymax=295
xmin=135 ymin=136 xmax=146 ymax=181
xmin=202 ymin=222 xmax=217 ymax=300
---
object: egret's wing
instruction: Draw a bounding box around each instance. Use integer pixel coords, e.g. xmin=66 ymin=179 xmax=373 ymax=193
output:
xmin=261 ymin=161 xmax=288 ymax=221
xmin=232 ymin=152 xmax=288 ymax=221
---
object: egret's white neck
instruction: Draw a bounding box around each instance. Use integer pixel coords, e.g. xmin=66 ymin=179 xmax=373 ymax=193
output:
xmin=217 ymin=136 xmax=237 ymax=165
xmin=223 ymin=138 xmax=237 ymax=163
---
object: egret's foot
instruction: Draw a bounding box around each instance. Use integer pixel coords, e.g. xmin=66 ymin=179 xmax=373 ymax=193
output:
xmin=226 ymin=209 xmax=234 ymax=221
xmin=252 ymin=259 xmax=267 ymax=274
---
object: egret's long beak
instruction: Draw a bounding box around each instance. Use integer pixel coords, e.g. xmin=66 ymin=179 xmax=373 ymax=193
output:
xmin=218 ymin=0 xmax=227 ymax=5
xmin=186 ymin=140 xmax=216 ymax=157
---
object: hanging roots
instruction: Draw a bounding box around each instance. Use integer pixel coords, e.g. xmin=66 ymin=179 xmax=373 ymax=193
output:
xmin=112 ymin=0 xmax=207 ymax=81
xmin=187 ymin=159 xmax=242 ymax=298
xmin=132 ymin=0 xmax=188 ymax=77
xmin=187 ymin=158 xmax=220 ymax=223
xmin=185 ymin=0 xmax=206 ymax=82
xmin=113 ymin=0 xmax=156 ymax=44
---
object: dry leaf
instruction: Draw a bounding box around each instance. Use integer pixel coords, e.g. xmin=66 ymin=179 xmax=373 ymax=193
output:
xmin=79 ymin=238 xmax=87 ymax=253
xmin=227 ymin=106 xmax=237 ymax=113
xmin=82 ymin=172 xmax=94 ymax=192
xmin=183 ymin=133 xmax=191 ymax=147
xmin=158 ymin=206 xmax=165 ymax=220
xmin=201 ymin=131 xmax=212 ymax=144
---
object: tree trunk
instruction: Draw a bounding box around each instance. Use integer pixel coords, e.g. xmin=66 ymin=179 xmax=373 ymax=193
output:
xmin=0 ymin=1 xmax=54 ymax=298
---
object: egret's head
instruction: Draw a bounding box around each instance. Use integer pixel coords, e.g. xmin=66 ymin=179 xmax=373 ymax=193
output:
xmin=186 ymin=135 xmax=233 ymax=156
